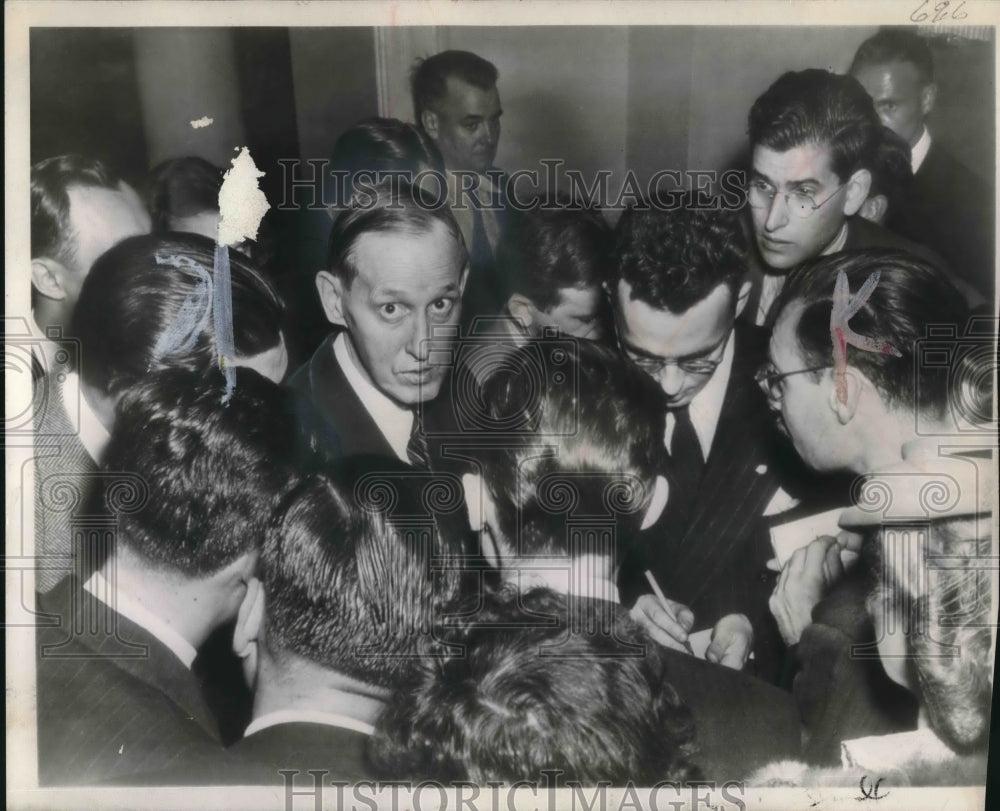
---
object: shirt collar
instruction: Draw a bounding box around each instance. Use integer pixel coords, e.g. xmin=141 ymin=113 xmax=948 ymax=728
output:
xmin=64 ymin=371 xmax=111 ymax=463
xmin=911 ymin=126 xmax=932 ymax=173
xmin=821 ymin=222 xmax=849 ymax=256
xmin=244 ymin=690 xmax=384 ymax=739
xmin=333 ymin=332 xmax=413 ymax=463
xmin=665 ymin=329 xmax=736 ymax=459
xmin=84 ymin=570 xmax=198 ymax=669
xmin=507 ymin=565 xmax=621 ymax=605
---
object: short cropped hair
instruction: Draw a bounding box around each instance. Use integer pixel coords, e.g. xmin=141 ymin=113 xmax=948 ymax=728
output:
xmin=146 ymin=157 xmax=224 ymax=231
xmin=411 ymin=50 xmax=499 ymax=124
xmin=72 ymin=233 xmax=284 ymax=397
xmin=477 ymin=339 xmax=667 ymax=558
xmin=326 ymin=178 xmax=466 ymax=285
xmin=370 ymin=586 xmax=699 ymax=784
xmin=748 ymin=69 xmax=882 ymax=183
xmin=330 ymin=118 xmax=445 ymax=198
xmin=499 ymin=207 xmax=612 ymax=311
xmin=776 ymin=249 xmax=969 ymax=417
xmin=260 ymin=458 xmax=465 ymax=688
xmin=31 ymin=155 xmax=121 ymax=266
xmin=612 ymin=205 xmax=747 ymax=314
xmin=104 ymin=368 xmax=299 ymax=576
xmin=850 ymin=28 xmax=935 ymax=85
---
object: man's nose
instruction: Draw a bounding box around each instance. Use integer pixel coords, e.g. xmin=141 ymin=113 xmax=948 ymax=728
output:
xmin=764 ymin=193 xmax=789 ymax=232
xmin=407 ymin=312 xmax=432 ymax=361
xmin=659 ymin=364 xmax=685 ymax=397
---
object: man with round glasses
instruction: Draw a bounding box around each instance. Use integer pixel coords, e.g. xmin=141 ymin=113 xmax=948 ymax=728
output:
xmin=612 ymin=204 xmax=812 ymax=679
xmin=745 ymin=69 xmax=947 ymax=325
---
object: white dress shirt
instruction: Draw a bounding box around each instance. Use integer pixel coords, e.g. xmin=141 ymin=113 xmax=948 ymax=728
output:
xmin=333 ymin=332 xmax=413 ymax=463
xmin=663 ymin=330 xmax=736 ymax=461
xmin=244 ymin=708 xmax=376 ymax=739
xmin=911 ymin=126 xmax=932 ymax=174
xmin=84 ymin=570 xmax=197 ymax=669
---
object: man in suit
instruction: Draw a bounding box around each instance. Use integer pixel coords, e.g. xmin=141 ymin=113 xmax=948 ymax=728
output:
xmin=132 ymin=457 xmax=468 ymax=784
xmin=762 ymin=249 xmax=978 ymax=764
xmin=35 ymin=368 xmax=299 ymax=785
xmin=611 ymin=205 xmax=815 ymax=675
xmin=412 ymin=50 xmax=508 ymax=327
xmin=850 ymin=29 xmax=994 ymax=301
xmin=742 ymin=69 xmax=975 ymax=326
xmin=288 ymin=179 xmax=468 ymax=469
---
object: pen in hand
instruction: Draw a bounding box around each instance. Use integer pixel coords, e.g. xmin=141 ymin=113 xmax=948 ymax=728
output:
xmin=644 ymin=569 xmax=696 ymax=657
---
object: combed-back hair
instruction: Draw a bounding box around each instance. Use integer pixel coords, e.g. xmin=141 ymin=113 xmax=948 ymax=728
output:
xmin=325 ymin=178 xmax=466 ymax=285
xmin=776 ymin=249 xmax=969 ymax=418
xmin=146 ymin=157 xmax=224 ymax=231
xmin=72 ymin=232 xmax=284 ymax=397
xmin=612 ymin=204 xmax=747 ymax=314
xmin=748 ymin=69 xmax=882 ymax=183
xmin=499 ymin=205 xmax=612 ymax=311
xmin=370 ymin=586 xmax=700 ymax=784
xmin=104 ymin=368 xmax=299 ymax=576
xmin=330 ymin=117 xmax=445 ymax=196
xmin=850 ymin=28 xmax=935 ymax=85
xmin=411 ymin=50 xmax=499 ymax=125
xmin=476 ymin=339 xmax=667 ymax=558
xmin=31 ymin=154 xmax=121 ymax=266
xmin=259 ymin=456 xmax=466 ymax=688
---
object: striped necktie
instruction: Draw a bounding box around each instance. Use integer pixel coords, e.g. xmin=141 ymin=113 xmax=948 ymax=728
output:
xmin=406 ymin=410 xmax=430 ymax=470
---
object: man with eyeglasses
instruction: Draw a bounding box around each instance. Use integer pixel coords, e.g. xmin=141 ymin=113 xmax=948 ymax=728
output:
xmin=614 ymin=204 xmax=811 ymax=677
xmin=744 ymin=69 xmax=949 ymax=326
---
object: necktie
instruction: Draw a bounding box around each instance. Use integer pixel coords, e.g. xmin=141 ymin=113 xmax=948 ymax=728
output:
xmin=406 ymin=410 xmax=431 ymax=470
xmin=670 ymin=405 xmax=706 ymax=483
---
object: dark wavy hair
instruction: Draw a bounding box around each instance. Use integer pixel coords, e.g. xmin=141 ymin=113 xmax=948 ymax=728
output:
xmin=612 ymin=205 xmax=747 ymax=314
xmin=259 ymin=459 xmax=465 ymax=688
xmin=748 ymin=69 xmax=882 ymax=184
xmin=868 ymin=127 xmax=915 ymax=214
xmin=105 ymin=368 xmax=299 ymax=576
xmin=370 ymin=586 xmax=700 ymax=784
xmin=775 ymin=249 xmax=969 ymax=418
xmin=411 ymin=50 xmax=499 ymax=124
xmin=330 ymin=118 xmax=445 ymax=197
xmin=499 ymin=206 xmax=612 ymax=311
xmin=72 ymin=232 xmax=285 ymax=397
xmin=31 ymin=154 xmax=122 ymax=266
xmin=476 ymin=339 xmax=667 ymax=559
xmin=146 ymin=156 xmax=223 ymax=231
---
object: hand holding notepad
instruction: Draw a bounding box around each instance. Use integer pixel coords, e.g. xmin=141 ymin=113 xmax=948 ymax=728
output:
xmin=769 ymin=508 xmax=862 ymax=571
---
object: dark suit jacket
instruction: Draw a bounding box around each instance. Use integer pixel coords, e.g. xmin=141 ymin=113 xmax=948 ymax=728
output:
xmin=619 ymin=326 xmax=812 ymax=652
xmin=35 ymin=577 xmax=225 ymax=785
xmin=888 ymin=141 xmax=994 ymax=301
xmin=107 ymin=722 xmax=375 ymax=785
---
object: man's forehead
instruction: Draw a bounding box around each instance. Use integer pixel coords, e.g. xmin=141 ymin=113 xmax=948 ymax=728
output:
xmin=350 ymin=224 xmax=464 ymax=285
xmin=440 ymin=76 xmax=500 ymax=114
xmin=855 ymin=60 xmax=924 ymax=94
xmin=616 ymin=278 xmax=733 ymax=351
xmin=752 ymin=143 xmax=837 ymax=185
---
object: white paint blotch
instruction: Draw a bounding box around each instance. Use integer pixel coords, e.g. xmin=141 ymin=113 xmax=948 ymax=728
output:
xmin=217 ymin=147 xmax=270 ymax=248
xmin=190 ymin=116 xmax=214 ymax=129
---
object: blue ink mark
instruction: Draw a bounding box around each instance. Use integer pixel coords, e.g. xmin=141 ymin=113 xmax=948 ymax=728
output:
xmin=213 ymin=242 xmax=236 ymax=405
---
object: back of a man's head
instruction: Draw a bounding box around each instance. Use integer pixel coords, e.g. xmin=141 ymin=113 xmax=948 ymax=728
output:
xmin=103 ymin=368 xmax=299 ymax=577
xmin=612 ymin=204 xmax=747 ymax=315
xmin=776 ymin=248 xmax=969 ymax=419
xmin=370 ymin=586 xmax=699 ymax=784
xmin=748 ymin=69 xmax=882 ymax=183
xmin=411 ymin=50 xmax=499 ymax=126
xmin=477 ymin=339 xmax=667 ymax=557
xmin=850 ymin=28 xmax=934 ymax=85
xmin=258 ymin=458 xmax=465 ymax=689
xmin=72 ymin=233 xmax=286 ymax=400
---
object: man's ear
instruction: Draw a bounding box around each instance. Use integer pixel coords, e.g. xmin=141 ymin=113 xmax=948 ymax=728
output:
xmin=859 ymin=194 xmax=889 ymax=225
xmin=233 ymin=577 xmax=264 ymax=659
xmin=506 ymin=293 xmax=536 ymax=329
xmin=641 ymin=475 xmax=669 ymax=530
xmin=920 ymin=83 xmax=937 ymax=118
xmin=842 ymin=169 xmax=872 ymax=217
xmin=31 ymin=258 xmax=69 ymax=301
xmin=828 ymin=368 xmax=863 ymax=426
xmin=421 ymin=109 xmax=440 ymax=140
xmin=733 ymin=280 xmax=753 ymax=320
xmin=316 ymin=270 xmax=346 ymax=327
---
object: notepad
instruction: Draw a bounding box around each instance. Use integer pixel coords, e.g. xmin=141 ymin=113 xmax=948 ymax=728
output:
xmin=769 ymin=508 xmax=859 ymax=569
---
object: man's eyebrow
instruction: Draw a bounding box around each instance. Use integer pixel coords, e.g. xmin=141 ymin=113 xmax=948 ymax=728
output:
xmin=752 ymin=168 xmax=822 ymax=189
xmin=621 ymin=338 xmax=715 ymax=363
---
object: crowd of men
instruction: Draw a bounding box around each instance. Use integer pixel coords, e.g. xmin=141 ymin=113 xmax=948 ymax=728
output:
xmin=28 ymin=29 xmax=995 ymax=788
